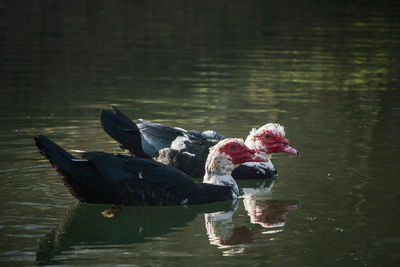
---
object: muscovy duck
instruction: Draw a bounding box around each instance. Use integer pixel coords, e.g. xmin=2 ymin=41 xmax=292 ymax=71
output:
xmin=34 ymin=135 xmax=265 ymax=205
xmin=100 ymin=107 xmax=299 ymax=180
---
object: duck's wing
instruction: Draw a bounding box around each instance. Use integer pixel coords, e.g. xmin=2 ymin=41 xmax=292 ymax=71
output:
xmin=232 ymin=161 xmax=278 ymax=180
xmin=137 ymin=119 xmax=187 ymax=156
xmin=81 ymin=152 xmax=200 ymax=205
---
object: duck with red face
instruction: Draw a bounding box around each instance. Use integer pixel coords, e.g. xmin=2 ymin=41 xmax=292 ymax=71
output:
xmin=245 ymin=123 xmax=299 ymax=158
xmin=35 ymin=135 xmax=265 ymax=205
xmin=229 ymin=123 xmax=299 ymax=180
xmin=203 ymin=139 xmax=265 ymax=189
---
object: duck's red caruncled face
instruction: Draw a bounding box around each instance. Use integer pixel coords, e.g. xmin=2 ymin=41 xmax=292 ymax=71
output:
xmin=254 ymin=130 xmax=299 ymax=155
xmin=219 ymin=141 xmax=266 ymax=164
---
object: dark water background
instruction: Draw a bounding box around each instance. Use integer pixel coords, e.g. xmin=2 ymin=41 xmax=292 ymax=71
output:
xmin=1 ymin=1 xmax=400 ymax=266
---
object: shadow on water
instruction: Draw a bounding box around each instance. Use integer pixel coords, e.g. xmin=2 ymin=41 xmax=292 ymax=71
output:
xmin=36 ymin=184 xmax=299 ymax=264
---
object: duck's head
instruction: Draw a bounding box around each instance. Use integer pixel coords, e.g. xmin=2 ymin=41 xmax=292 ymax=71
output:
xmin=205 ymin=138 xmax=266 ymax=174
xmin=245 ymin=123 xmax=299 ymax=158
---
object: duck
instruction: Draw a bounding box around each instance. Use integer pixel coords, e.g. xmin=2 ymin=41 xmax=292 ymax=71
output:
xmin=100 ymin=106 xmax=299 ymax=180
xmin=34 ymin=135 xmax=266 ymax=205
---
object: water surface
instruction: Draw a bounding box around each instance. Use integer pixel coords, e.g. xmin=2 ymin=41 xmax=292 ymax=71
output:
xmin=1 ymin=1 xmax=400 ymax=266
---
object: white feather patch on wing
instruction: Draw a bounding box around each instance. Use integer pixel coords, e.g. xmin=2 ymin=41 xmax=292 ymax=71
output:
xmin=171 ymin=135 xmax=190 ymax=151
xmin=70 ymin=149 xmax=87 ymax=153
xmin=183 ymin=151 xmax=195 ymax=157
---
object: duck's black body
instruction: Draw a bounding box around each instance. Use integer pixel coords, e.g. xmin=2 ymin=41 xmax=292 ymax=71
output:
xmin=101 ymin=107 xmax=277 ymax=180
xmin=35 ymin=135 xmax=233 ymax=205
xmin=231 ymin=162 xmax=277 ymax=180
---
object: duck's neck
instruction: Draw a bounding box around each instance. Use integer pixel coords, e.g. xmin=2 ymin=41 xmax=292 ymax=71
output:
xmin=203 ymin=171 xmax=239 ymax=199
xmin=203 ymin=157 xmax=239 ymax=199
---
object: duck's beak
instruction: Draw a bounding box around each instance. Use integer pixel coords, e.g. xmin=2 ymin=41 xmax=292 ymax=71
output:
xmin=283 ymin=146 xmax=300 ymax=155
xmin=246 ymin=148 xmax=267 ymax=163
xmin=252 ymin=155 xmax=267 ymax=162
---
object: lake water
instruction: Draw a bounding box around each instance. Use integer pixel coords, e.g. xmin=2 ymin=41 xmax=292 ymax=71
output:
xmin=1 ymin=1 xmax=400 ymax=266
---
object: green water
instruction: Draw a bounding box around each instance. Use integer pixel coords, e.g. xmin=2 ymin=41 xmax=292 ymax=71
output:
xmin=1 ymin=1 xmax=399 ymax=266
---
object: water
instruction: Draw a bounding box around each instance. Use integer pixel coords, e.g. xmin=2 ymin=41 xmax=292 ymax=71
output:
xmin=1 ymin=0 xmax=400 ymax=266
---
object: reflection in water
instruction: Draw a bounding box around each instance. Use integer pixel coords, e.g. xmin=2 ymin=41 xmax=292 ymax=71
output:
xmin=205 ymin=200 xmax=240 ymax=250
xmin=38 ymin=188 xmax=299 ymax=263
xmin=205 ymin=184 xmax=299 ymax=256
xmin=244 ymin=199 xmax=299 ymax=230
xmin=36 ymin=201 xmax=234 ymax=265
xmin=242 ymin=182 xmax=298 ymax=229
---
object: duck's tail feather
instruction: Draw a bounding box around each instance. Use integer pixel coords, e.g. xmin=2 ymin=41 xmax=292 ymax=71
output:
xmin=34 ymin=135 xmax=102 ymax=202
xmin=100 ymin=107 xmax=151 ymax=159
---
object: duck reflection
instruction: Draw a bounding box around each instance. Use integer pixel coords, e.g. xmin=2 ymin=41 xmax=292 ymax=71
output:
xmin=37 ymin=185 xmax=299 ymax=263
xmin=243 ymin=184 xmax=298 ymax=229
xmin=205 ymin=200 xmax=263 ymax=253
xmin=204 ymin=184 xmax=299 ymax=255
xmin=36 ymin=201 xmax=235 ymax=265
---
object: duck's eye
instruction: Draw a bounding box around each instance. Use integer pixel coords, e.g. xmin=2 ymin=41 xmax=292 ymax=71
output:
xmin=265 ymin=134 xmax=271 ymax=139
xmin=230 ymin=144 xmax=237 ymax=150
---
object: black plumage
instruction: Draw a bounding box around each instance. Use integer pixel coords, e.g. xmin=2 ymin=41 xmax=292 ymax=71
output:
xmin=35 ymin=135 xmax=233 ymax=205
xmin=232 ymin=162 xmax=277 ymax=179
